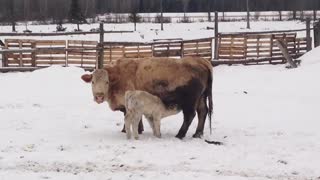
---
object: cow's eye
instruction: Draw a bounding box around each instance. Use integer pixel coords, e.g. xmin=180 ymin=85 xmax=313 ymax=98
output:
xmin=106 ymin=81 xmax=109 ymax=85
xmin=92 ymin=81 xmax=95 ymax=84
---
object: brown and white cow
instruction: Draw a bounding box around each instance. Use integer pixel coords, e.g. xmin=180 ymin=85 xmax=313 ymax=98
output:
xmin=81 ymin=57 xmax=213 ymax=139
xmin=124 ymin=90 xmax=180 ymax=139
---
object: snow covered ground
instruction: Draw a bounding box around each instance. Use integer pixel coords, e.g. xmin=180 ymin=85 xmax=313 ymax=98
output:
xmin=0 ymin=20 xmax=307 ymax=42
xmin=1 ymin=43 xmax=320 ymax=179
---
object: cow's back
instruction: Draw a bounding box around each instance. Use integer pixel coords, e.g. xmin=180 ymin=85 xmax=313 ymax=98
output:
xmin=135 ymin=57 xmax=211 ymax=95
xmin=107 ymin=57 xmax=212 ymax=110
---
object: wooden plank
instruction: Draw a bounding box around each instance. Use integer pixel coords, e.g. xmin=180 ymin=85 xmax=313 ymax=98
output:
xmin=6 ymin=60 xmax=33 ymax=64
xmin=68 ymin=40 xmax=98 ymax=45
xmin=124 ymin=46 xmax=152 ymax=50
xmin=7 ymin=54 xmax=32 ymax=59
xmin=218 ymin=47 xmax=246 ymax=51
xmin=68 ymin=60 xmax=96 ymax=65
xmin=67 ymin=56 xmax=97 ymax=60
xmin=35 ymin=56 xmax=66 ymax=60
xmin=5 ymin=44 xmax=33 ymax=48
xmin=218 ymin=56 xmax=246 ymax=59
xmin=219 ymin=44 xmax=246 ymax=48
xmin=5 ymin=39 xmax=35 ymax=43
xmin=36 ymin=61 xmax=66 ymax=65
xmin=124 ymin=53 xmax=152 ymax=58
xmin=246 ymin=41 xmax=273 ymax=44
xmin=67 ymin=51 xmax=97 ymax=56
xmin=36 ymin=40 xmax=66 ymax=46
xmin=35 ymin=50 xmax=66 ymax=54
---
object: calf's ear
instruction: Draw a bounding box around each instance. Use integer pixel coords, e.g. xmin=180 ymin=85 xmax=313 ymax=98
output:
xmin=81 ymin=74 xmax=93 ymax=83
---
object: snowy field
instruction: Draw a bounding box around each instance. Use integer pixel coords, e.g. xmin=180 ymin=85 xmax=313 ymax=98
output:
xmin=0 ymin=20 xmax=307 ymax=42
xmin=1 ymin=42 xmax=320 ymax=179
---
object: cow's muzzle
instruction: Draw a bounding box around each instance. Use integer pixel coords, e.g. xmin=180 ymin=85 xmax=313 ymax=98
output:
xmin=94 ymin=93 xmax=105 ymax=104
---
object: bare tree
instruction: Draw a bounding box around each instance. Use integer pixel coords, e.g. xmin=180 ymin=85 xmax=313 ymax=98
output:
xmin=24 ymin=0 xmax=32 ymax=32
xmin=39 ymin=0 xmax=48 ymax=20
xmin=160 ymin=0 xmax=163 ymax=30
xmin=8 ymin=0 xmax=16 ymax=32
xmin=182 ymin=0 xmax=190 ymax=21
xmin=246 ymin=0 xmax=250 ymax=29
xmin=69 ymin=0 xmax=87 ymax=31
xmin=278 ymin=11 xmax=282 ymax=21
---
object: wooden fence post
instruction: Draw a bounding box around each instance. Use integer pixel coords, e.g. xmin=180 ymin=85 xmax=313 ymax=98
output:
xmin=314 ymin=20 xmax=320 ymax=48
xmin=2 ymin=40 xmax=8 ymax=67
xmin=98 ymin=23 xmax=104 ymax=69
xmin=214 ymin=11 xmax=219 ymax=60
xmin=306 ymin=18 xmax=312 ymax=52
xmin=31 ymin=41 xmax=36 ymax=67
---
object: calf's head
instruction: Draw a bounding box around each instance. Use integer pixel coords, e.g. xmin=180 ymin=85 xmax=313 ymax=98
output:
xmin=81 ymin=69 xmax=110 ymax=104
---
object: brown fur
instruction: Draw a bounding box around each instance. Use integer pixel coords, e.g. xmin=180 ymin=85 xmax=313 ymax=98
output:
xmin=82 ymin=56 xmax=213 ymax=138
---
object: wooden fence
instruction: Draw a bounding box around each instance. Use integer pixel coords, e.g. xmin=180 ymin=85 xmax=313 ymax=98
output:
xmin=103 ymin=38 xmax=212 ymax=64
xmin=1 ymin=38 xmax=213 ymax=69
xmin=0 ymin=32 xmax=311 ymax=71
xmin=216 ymin=32 xmax=308 ymax=64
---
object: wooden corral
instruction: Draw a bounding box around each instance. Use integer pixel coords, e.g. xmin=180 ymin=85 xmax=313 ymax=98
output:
xmin=35 ymin=40 xmax=66 ymax=67
xmin=103 ymin=38 xmax=213 ymax=64
xmin=3 ymin=39 xmax=35 ymax=67
xmin=216 ymin=32 xmax=307 ymax=64
xmin=67 ymin=40 xmax=98 ymax=68
xmin=1 ymin=38 xmax=213 ymax=70
xmin=0 ymin=32 xmax=310 ymax=72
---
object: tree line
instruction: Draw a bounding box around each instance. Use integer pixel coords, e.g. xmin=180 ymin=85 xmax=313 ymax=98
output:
xmin=0 ymin=0 xmax=319 ymax=23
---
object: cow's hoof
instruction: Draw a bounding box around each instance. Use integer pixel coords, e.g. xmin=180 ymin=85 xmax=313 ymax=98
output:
xmin=192 ymin=132 xmax=203 ymax=138
xmin=121 ymin=129 xmax=126 ymax=133
xmin=175 ymin=134 xmax=185 ymax=139
xmin=138 ymin=130 xmax=143 ymax=134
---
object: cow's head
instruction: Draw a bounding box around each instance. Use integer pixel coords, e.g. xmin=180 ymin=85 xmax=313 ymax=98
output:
xmin=81 ymin=69 xmax=110 ymax=104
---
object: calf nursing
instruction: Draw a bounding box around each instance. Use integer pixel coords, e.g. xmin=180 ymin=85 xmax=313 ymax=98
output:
xmin=124 ymin=90 xmax=180 ymax=139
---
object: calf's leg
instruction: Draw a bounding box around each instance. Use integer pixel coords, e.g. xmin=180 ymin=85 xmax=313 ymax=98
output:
xmin=124 ymin=113 xmax=132 ymax=139
xmin=145 ymin=115 xmax=156 ymax=135
xmin=121 ymin=108 xmax=144 ymax=134
xmin=132 ymin=114 xmax=142 ymax=140
xmin=153 ymin=115 xmax=162 ymax=138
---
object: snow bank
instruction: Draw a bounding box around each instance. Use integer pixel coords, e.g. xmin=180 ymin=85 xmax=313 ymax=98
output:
xmin=299 ymin=46 xmax=320 ymax=66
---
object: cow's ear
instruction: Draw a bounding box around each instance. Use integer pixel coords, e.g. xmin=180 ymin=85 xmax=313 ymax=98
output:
xmin=81 ymin=74 xmax=92 ymax=83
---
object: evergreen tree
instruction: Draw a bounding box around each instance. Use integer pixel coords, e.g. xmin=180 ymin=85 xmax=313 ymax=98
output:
xmin=69 ymin=0 xmax=87 ymax=31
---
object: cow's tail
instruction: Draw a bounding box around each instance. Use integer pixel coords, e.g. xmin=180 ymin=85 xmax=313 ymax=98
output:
xmin=205 ymin=61 xmax=213 ymax=135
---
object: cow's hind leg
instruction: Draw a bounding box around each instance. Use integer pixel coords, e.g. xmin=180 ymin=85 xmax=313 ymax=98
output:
xmin=176 ymin=107 xmax=196 ymax=139
xmin=193 ymin=95 xmax=208 ymax=138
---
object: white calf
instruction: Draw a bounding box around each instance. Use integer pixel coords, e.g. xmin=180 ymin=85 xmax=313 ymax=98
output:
xmin=124 ymin=90 xmax=180 ymax=139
